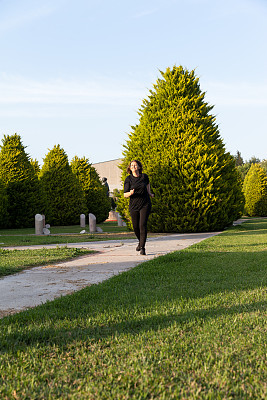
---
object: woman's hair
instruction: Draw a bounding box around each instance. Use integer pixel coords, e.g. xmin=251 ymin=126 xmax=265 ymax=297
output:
xmin=127 ymin=159 xmax=143 ymax=174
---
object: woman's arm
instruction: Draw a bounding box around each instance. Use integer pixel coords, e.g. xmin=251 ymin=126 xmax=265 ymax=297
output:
xmin=124 ymin=189 xmax=135 ymax=198
xmin=147 ymin=183 xmax=154 ymax=198
xmin=124 ymin=176 xmax=134 ymax=198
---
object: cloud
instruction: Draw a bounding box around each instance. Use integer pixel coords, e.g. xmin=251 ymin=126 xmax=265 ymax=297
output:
xmin=1 ymin=72 xmax=266 ymax=120
xmin=0 ymin=73 xmax=148 ymax=117
xmin=202 ymin=80 xmax=267 ymax=107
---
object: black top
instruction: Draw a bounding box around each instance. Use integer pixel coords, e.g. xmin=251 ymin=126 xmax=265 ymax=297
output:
xmin=124 ymin=173 xmax=151 ymax=211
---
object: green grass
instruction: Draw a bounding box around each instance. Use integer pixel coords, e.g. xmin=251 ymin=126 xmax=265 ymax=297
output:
xmin=0 ymin=219 xmax=266 ymax=399
xmin=0 ymin=248 xmax=93 ymax=277
xmin=0 ymin=221 xmax=135 ymax=247
xmin=0 ymin=221 xmax=127 ymax=235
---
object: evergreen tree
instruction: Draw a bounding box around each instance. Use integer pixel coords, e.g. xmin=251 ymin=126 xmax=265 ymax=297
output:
xmin=236 ymin=163 xmax=250 ymax=181
xmin=39 ymin=145 xmax=86 ymax=225
xmin=31 ymin=158 xmax=41 ymax=176
xmin=0 ymin=134 xmax=41 ymax=228
xmin=243 ymin=163 xmax=267 ymax=216
xmin=237 ymin=156 xmax=263 ymax=181
xmin=71 ymin=156 xmax=110 ymax=223
xmin=117 ymin=66 xmax=244 ymax=232
xmin=0 ymin=178 xmax=8 ymax=228
xmin=233 ymin=150 xmax=244 ymax=166
xmin=249 ymin=156 xmax=261 ymax=165
xmin=260 ymin=159 xmax=267 ymax=174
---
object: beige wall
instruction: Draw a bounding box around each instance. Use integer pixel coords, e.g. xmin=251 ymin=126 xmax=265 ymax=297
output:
xmin=92 ymin=158 xmax=123 ymax=193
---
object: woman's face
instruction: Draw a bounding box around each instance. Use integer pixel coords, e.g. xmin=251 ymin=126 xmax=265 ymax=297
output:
xmin=130 ymin=161 xmax=140 ymax=174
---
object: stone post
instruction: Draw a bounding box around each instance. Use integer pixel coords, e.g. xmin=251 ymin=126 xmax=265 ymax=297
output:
xmin=117 ymin=213 xmax=123 ymax=227
xmin=108 ymin=210 xmax=118 ymax=221
xmin=35 ymin=214 xmax=43 ymax=235
xmin=80 ymin=213 xmax=86 ymax=228
xmin=89 ymin=213 xmax=96 ymax=233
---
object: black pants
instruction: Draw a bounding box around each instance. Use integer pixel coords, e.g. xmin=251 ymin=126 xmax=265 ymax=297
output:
xmin=130 ymin=203 xmax=151 ymax=249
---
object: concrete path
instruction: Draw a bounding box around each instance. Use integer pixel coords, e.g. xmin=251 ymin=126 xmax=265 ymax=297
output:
xmin=0 ymin=232 xmax=220 ymax=318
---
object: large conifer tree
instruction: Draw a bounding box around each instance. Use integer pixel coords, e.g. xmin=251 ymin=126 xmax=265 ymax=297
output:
xmin=71 ymin=156 xmax=110 ymax=223
xmin=0 ymin=134 xmax=41 ymax=228
xmin=118 ymin=66 xmax=244 ymax=232
xmin=243 ymin=163 xmax=267 ymax=216
xmin=39 ymin=145 xmax=86 ymax=225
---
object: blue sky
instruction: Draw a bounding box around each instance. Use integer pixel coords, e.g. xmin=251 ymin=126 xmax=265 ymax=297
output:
xmin=0 ymin=0 xmax=266 ymax=165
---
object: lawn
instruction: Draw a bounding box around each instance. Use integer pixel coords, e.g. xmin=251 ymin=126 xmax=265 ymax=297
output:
xmin=0 ymin=247 xmax=93 ymax=277
xmin=0 ymin=221 xmax=136 ymax=247
xmin=0 ymin=219 xmax=266 ymax=399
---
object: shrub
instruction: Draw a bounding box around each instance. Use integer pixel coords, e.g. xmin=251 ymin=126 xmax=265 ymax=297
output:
xmin=39 ymin=145 xmax=87 ymax=225
xmin=0 ymin=134 xmax=41 ymax=228
xmin=118 ymin=66 xmax=244 ymax=232
xmin=71 ymin=156 xmax=110 ymax=223
xmin=243 ymin=164 xmax=267 ymax=216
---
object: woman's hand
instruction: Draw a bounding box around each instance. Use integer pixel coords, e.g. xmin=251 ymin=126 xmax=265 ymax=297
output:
xmin=147 ymin=183 xmax=154 ymax=198
xmin=124 ymin=189 xmax=135 ymax=198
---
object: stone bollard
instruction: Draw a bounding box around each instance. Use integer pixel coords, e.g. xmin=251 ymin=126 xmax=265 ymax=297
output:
xmin=117 ymin=214 xmax=123 ymax=227
xmin=80 ymin=213 xmax=86 ymax=228
xmin=108 ymin=210 xmax=118 ymax=221
xmin=89 ymin=213 xmax=96 ymax=233
xmin=35 ymin=214 xmax=43 ymax=235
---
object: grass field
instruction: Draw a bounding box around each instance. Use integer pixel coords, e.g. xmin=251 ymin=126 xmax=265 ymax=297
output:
xmin=0 ymin=219 xmax=266 ymax=399
xmin=0 ymin=247 xmax=93 ymax=277
xmin=0 ymin=221 xmax=135 ymax=247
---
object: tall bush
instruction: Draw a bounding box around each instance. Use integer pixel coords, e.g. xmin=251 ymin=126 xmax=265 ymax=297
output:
xmin=71 ymin=156 xmax=110 ymax=223
xmin=39 ymin=145 xmax=86 ymax=225
xmin=243 ymin=164 xmax=267 ymax=216
xmin=117 ymin=66 xmax=244 ymax=232
xmin=0 ymin=134 xmax=41 ymax=228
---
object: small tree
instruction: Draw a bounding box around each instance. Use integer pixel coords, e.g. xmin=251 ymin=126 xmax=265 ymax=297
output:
xmin=243 ymin=164 xmax=267 ymax=216
xmin=260 ymin=159 xmax=267 ymax=174
xmin=0 ymin=134 xmax=41 ymax=228
xmin=118 ymin=66 xmax=244 ymax=232
xmin=237 ymin=156 xmax=263 ymax=181
xmin=71 ymin=156 xmax=110 ymax=223
xmin=249 ymin=156 xmax=261 ymax=165
xmin=234 ymin=150 xmax=244 ymax=166
xmin=39 ymin=145 xmax=86 ymax=225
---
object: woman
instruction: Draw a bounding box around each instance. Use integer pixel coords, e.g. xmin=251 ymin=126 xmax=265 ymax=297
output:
xmin=124 ymin=160 xmax=154 ymax=255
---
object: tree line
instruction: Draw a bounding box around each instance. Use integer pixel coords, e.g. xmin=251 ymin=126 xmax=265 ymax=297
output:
xmin=233 ymin=151 xmax=267 ymax=179
xmin=233 ymin=151 xmax=267 ymax=217
xmin=0 ymin=134 xmax=111 ymax=229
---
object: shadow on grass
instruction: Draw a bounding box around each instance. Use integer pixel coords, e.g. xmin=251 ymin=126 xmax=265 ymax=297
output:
xmin=1 ymin=246 xmax=266 ymax=351
xmin=1 ymin=298 xmax=265 ymax=352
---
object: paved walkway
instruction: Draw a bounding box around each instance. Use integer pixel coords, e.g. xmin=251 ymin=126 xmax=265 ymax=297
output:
xmin=0 ymin=232 xmax=221 ymax=318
